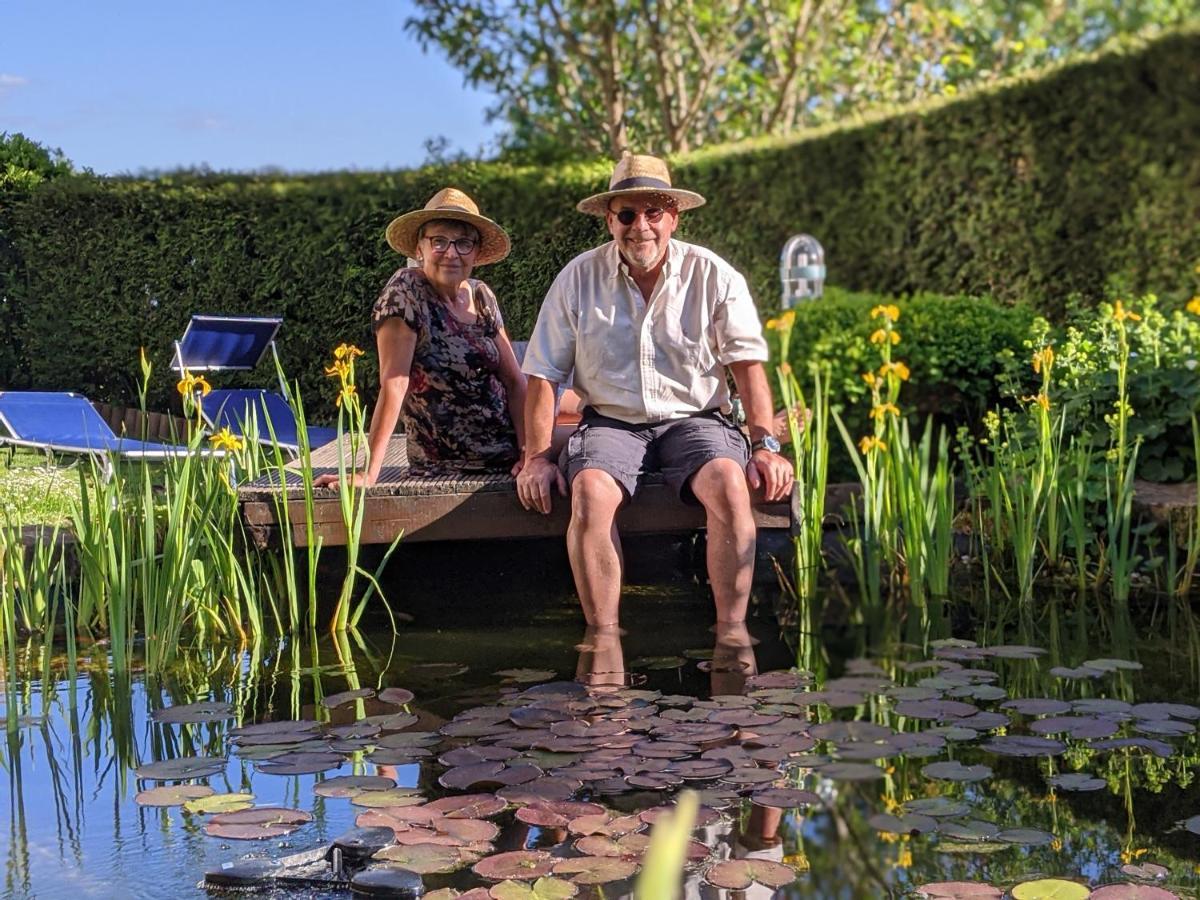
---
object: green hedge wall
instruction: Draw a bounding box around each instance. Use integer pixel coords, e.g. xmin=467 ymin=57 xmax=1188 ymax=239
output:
xmin=1 ymin=26 xmax=1197 ymax=419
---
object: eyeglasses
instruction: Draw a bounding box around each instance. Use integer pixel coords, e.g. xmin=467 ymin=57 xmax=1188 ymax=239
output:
xmin=612 ymin=207 xmax=667 ymax=226
xmin=425 ymin=236 xmax=477 ymax=255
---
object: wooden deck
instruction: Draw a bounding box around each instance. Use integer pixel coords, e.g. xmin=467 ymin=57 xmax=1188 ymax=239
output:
xmin=238 ymin=435 xmax=792 ymax=549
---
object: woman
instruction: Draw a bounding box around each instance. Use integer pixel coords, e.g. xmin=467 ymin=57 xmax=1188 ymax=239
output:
xmin=316 ymin=188 xmax=525 ymax=487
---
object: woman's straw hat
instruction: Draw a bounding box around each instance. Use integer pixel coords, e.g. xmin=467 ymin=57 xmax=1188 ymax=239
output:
xmin=576 ymin=153 xmax=706 ymax=217
xmin=386 ymin=187 xmax=511 ymax=265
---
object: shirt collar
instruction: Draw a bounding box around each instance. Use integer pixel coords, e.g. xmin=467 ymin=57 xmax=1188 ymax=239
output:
xmin=606 ymin=239 xmax=681 ymax=281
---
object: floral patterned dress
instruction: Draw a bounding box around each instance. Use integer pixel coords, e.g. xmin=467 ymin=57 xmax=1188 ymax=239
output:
xmin=372 ymin=268 xmax=519 ymax=474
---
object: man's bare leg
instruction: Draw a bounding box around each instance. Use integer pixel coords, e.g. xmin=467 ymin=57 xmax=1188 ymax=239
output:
xmin=690 ymin=458 xmax=757 ymax=623
xmin=566 ymin=469 xmax=626 ymax=626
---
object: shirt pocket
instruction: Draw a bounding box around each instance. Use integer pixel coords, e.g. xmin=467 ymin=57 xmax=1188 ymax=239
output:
xmin=662 ymin=301 xmax=716 ymax=371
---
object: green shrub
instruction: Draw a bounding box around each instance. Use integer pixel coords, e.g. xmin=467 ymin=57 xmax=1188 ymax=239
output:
xmin=0 ymin=26 xmax=1196 ymax=417
xmin=775 ymin=289 xmax=1036 ymax=477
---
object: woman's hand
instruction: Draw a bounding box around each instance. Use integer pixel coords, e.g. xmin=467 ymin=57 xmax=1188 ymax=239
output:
xmin=313 ymin=470 xmax=375 ymax=490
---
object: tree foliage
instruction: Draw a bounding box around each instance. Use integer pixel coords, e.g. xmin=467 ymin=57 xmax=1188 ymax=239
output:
xmin=405 ymin=0 xmax=1200 ymax=161
xmin=0 ymin=132 xmax=73 ymax=191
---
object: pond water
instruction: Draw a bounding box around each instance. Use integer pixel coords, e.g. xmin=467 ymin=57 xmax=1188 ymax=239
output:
xmin=2 ymin=540 xmax=1199 ymax=899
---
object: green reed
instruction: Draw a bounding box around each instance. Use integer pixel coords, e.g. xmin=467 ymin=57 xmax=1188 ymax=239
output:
xmin=1104 ymin=301 xmax=1143 ymax=607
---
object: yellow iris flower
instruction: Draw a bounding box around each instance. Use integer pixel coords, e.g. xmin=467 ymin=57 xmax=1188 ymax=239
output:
xmin=870 ymin=304 xmax=901 ymax=322
xmin=869 ymin=403 xmax=900 ymax=420
xmin=1112 ymin=300 xmax=1141 ymax=323
xmin=208 ymin=427 xmax=245 ymax=452
xmin=176 ymin=372 xmax=212 ymax=397
xmin=878 ymin=361 xmax=910 ymax=381
xmin=859 ymin=435 xmax=887 ymax=453
xmin=1032 ymin=346 xmax=1055 ymax=374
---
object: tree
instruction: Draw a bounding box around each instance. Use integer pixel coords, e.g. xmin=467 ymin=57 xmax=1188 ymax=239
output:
xmin=0 ymin=132 xmax=73 ymax=191
xmin=406 ymin=0 xmax=1200 ymax=162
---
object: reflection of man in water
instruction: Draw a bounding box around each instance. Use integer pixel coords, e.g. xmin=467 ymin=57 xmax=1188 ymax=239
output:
xmin=574 ymin=625 xmax=787 ymax=899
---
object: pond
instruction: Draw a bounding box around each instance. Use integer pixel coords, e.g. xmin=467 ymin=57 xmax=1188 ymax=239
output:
xmin=2 ymin=540 xmax=1199 ymax=899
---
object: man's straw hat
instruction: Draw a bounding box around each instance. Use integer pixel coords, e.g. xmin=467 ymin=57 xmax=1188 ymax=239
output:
xmin=386 ymin=187 xmax=511 ymax=265
xmin=576 ymin=153 xmax=706 ymax=217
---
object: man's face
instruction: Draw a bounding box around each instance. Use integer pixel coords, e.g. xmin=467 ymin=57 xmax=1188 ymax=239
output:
xmin=605 ymin=195 xmax=678 ymax=272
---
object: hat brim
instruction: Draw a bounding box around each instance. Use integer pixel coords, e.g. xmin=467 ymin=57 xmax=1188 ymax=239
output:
xmin=576 ymin=187 xmax=706 ymax=217
xmin=385 ymin=209 xmax=511 ymax=266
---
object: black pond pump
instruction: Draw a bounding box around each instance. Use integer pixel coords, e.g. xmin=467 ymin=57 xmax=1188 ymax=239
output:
xmin=202 ymin=825 xmax=424 ymax=897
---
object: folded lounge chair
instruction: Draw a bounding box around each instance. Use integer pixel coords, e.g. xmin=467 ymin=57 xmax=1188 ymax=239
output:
xmin=0 ymin=391 xmax=220 ymax=477
xmin=172 ymin=314 xmax=336 ymax=455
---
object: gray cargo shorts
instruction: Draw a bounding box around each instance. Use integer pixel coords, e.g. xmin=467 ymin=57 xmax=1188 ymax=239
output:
xmin=558 ymin=408 xmax=750 ymax=505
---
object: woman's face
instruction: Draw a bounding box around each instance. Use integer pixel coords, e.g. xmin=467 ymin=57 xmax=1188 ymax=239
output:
xmin=419 ymin=221 xmax=479 ymax=289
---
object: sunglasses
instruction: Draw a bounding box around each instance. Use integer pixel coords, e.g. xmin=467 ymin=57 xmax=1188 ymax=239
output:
xmin=613 ymin=207 xmax=667 ymax=226
xmin=426 ymin=236 xmax=478 ymax=255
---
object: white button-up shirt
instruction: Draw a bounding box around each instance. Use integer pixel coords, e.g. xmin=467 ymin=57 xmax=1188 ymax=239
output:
xmin=521 ymin=239 xmax=769 ymax=424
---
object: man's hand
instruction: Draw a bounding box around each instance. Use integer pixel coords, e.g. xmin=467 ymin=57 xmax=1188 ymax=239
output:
xmin=745 ymin=449 xmax=793 ymax=502
xmin=517 ymin=456 xmax=567 ymax=514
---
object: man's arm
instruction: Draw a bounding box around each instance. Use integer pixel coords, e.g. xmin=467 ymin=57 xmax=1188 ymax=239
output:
xmin=516 ymin=375 xmax=567 ymax=513
xmin=729 ymin=360 xmax=793 ymax=502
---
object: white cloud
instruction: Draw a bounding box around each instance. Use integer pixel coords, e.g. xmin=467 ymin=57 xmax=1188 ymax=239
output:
xmin=0 ymin=73 xmax=30 ymax=90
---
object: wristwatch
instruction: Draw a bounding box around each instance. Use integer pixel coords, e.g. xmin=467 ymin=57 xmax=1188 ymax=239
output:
xmin=750 ymin=434 xmax=782 ymax=454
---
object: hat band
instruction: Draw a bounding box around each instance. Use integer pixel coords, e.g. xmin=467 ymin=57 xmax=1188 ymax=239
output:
xmin=609 ymin=176 xmax=673 ymax=192
xmin=431 ymin=203 xmax=473 ymax=214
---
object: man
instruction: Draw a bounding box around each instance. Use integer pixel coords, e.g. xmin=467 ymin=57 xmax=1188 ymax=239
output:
xmin=516 ymin=153 xmax=793 ymax=627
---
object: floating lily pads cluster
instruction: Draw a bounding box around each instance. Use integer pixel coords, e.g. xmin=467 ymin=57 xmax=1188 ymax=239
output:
xmin=134 ymin=639 xmax=1199 ymax=897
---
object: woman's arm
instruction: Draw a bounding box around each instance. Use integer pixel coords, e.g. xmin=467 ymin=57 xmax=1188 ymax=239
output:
xmin=316 ymin=317 xmax=416 ymax=488
xmin=494 ymin=326 xmax=528 ymax=473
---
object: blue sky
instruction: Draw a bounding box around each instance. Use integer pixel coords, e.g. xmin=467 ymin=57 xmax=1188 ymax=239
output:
xmin=0 ymin=1 xmax=501 ymax=175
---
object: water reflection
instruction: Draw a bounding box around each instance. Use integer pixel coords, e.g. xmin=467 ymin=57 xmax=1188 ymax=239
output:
xmin=0 ymin=591 xmax=1198 ymax=898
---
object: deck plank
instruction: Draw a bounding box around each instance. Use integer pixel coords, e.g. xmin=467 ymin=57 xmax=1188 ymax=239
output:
xmin=238 ymin=435 xmax=790 ymax=548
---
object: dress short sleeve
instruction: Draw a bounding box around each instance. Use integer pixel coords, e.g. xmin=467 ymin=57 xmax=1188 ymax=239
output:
xmin=373 ymin=268 xmax=428 ymax=334
xmin=472 ymin=280 xmax=504 ymax=335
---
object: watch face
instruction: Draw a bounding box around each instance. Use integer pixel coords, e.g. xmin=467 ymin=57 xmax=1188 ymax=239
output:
xmin=755 ymin=435 xmax=782 ymax=453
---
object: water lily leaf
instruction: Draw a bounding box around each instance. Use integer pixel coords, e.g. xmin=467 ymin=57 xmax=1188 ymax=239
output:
xmin=1087 ymin=886 xmax=1180 ymax=899
xmin=982 ymin=735 xmax=1066 ymax=757
xmin=1092 ymin=738 xmax=1175 ymax=758
xmin=256 ymin=751 xmax=344 ymax=775
xmin=440 ymin=762 xmax=506 ymax=791
xmin=408 ymin=662 xmax=470 ymax=678
xmin=568 ymin=813 xmax=644 ymax=838
xmin=1009 ymin=878 xmax=1089 ymax=899
xmin=995 ymin=827 xmax=1056 ymax=846
xmin=903 ymin=798 xmax=972 ymax=818
xmin=135 ymin=756 xmax=227 ymax=781
xmin=134 ymin=785 xmax=214 ymax=807
xmin=867 ymin=812 xmax=938 ymax=834
xmin=516 ymin=801 xmax=606 ymax=829
xmin=183 ymin=792 xmax=255 ymax=814
xmin=375 ymin=843 xmax=479 ymax=874
xmin=351 ymin=788 xmax=426 ymax=808
xmin=817 ymin=762 xmax=885 ymax=781
xmin=551 ymin=856 xmax=638 ymax=885
xmin=1131 ymin=702 xmax=1200 ymax=721
xmin=922 ymin=761 xmax=992 ymax=782
xmin=936 ymin=841 xmax=1009 ymax=855
xmin=496 ymin=669 xmax=557 ymax=683
xmin=1081 ymin=658 xmax=1143 ymax=672
xmin=426 ymin=794 xmax=509 ymax=819
xmin=1047 ymin=773 xmax=1106 ymax=792
xmin=938 ymin=820 xmax=1001 ymax=842
xmin=150 ymin=701 xmax=235 ymax=724
xmin=1120 ymin=863 xmax=1169 ymax=880
xmin=1049 ymin=666 xmax=1105 ymax=679
xmin=204 ymin=806 xmax=312 ymax=840
xmin=472 ymin=850 xmax=556 ymax=881
xmin=914 ymin=882 xmax=1002 ymax=898
xmin=229 ymin=719 xmax=320 ymax=740
xmin=378 ymin=687 xmax=415 ymax=706
xmin=704 ymin=859 xmax=795 ymax=890
xmin=1001 ymin=699 xmax=1073 ymax=716
xmin=321 ymin=687 xmax=375 ymax=708
xmin=314 ymin=775 xmax=396 ymax=798
xmin=750 ymin=788 xmax=822 ymax=809
xmin=489 ymin=878 xmax=579 ymax=900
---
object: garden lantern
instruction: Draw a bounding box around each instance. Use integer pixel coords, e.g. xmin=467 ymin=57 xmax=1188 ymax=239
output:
xmin=780 ymin=234 xmax=825 ymax=308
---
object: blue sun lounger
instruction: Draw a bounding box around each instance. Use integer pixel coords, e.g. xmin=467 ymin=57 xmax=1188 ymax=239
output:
xmin=0 ymin=391 xmax=220 ymax=477
xmin=172 ymin=315 xmax=336 ymax=455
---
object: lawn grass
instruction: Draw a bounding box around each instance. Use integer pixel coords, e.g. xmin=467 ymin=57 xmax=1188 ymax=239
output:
xmin=0 ymin=450 xmax=81 ymax=526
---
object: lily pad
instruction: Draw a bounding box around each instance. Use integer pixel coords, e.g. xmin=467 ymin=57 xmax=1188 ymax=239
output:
xmin=1088 ymin=887 xmax=1180 ymax=899
xmin=817 ymin=762 xmax=885 ymax=781
xmin=256 ymin=751 xmax=344 ymax=776
xmin=1001 ymin=699 xmax=1073 ymax=716
xmin=473 ymin=850 xmax=557 ymax=882
xmin=204 ymin=806 xmax=312 ymax=840
xmin=704 ymin=859 xmax=795 ymax=890
xmin=995 ymin=827 xmax=1056 ymax=846
xmin=134 ymin=784 xmax=214 ymax=807
xmin=135 ymin=756 xmax=227 ymax=781
xmin=426 ymin=794 xmax=510 ymax=820
xmin=150 ymin=701 xmax=235 ymax=724
xmin=750 ymin=788 xmax=822 ymax=809
xmin=1081 ymin=657 xmax=1143 ymax=672
xmin=552 ymin=856 xmax=638 ymax=885
xmin=375 ymin=843 xmax=479 ymax=874
xmin=982 ymin=735 xmax=1066 ymax=757
xmin=183 ymin=792 xmax=255 ymax=815
xmin=1009 ymin=878 xmax=1089 ymax=899
xmin=914 ymin=882 xmax=1002 ymax=898
xmin=496 ymin=669 xmax=558 ymax=683
xmin=921 ymin=761 xmax=992 ymax=783
xmin=1047 ymin=773 xmax=1106 ymax=792
xmin=867 ymin=812 xmax=938 ymax=834
xmin=516 ymin=801 xmax=606 ymax=829
xmin=489 ymin=878 xmax=579 ymax=900
xmin=351 ymin=788 xmax=426 ymax=808
xmin=378 ymin=687 xmax=416 ymax=706
xmin=314 ymin=775 xmax=396 ymax=798
xmin=1120 ymin=863 xmax=1169 ymax=880
xmin=321 ymin=687 xmax=375 ymax=708
xmin=904 ymin=798 xmax=973 ymax=818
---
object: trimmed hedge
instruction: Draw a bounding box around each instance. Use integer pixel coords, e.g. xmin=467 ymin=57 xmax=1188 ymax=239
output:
xmin=1 ymin=26 xmax=1197 ymax=418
